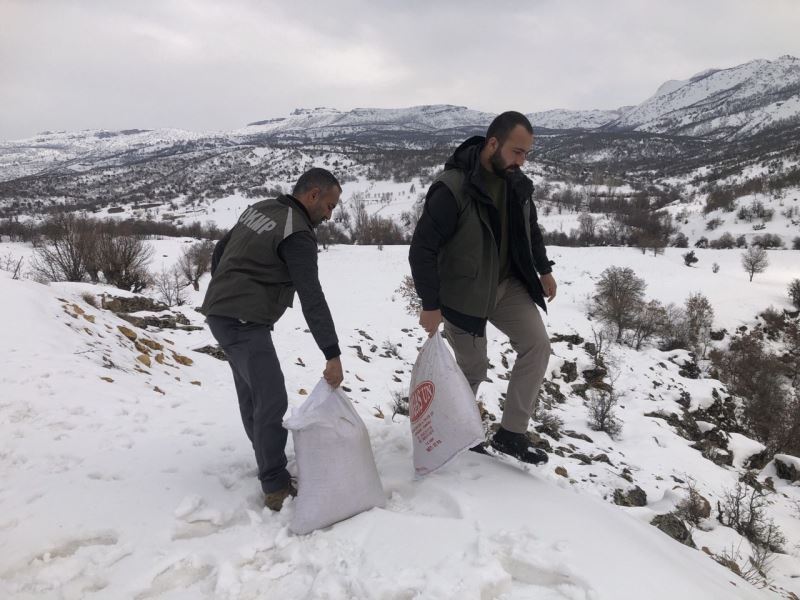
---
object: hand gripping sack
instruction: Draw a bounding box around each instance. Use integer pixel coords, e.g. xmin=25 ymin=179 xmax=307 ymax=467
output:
xmin=409 ymin=333 xmax=485 ymax=477
xmin=284 ymin=379 xmax=385 ymax=534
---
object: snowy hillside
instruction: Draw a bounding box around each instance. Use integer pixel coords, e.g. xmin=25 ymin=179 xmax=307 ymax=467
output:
xmin=2 ymin=242 xmax=799 ymax=599
xmin=610 ymin=55 xmax=800 ymax=139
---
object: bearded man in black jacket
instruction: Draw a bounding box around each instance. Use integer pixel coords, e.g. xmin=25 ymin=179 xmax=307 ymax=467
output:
xmin=409 ymin=111 xmax=556 ymax=465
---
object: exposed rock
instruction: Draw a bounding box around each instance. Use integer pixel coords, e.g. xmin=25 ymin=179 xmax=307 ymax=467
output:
xmin=581 ymin=367 xmax=607 ymax=386
xmin=118 ymin=313 xmax=195 ymax=330
xmin=691 ymin=388 xmax=741 ymax=433
xmin=650 ymin=514 xmax=696 ymax=548
xmin=155 ymin=353 xmax=166 ymax=365
xmin=774 ymin=456 xmax=800 ymax=482
xmin=563 ymin=430 xmax=594 ymax=443
xmin=678 ymin=357 xmax=701 ymax=379
xmin=690 ymin=428 xmax=732 ymax=467
xmin=190 ymin=380 xmax=201 ymax=386
xmin=738 ymin=471 xmax=763 ymax=493
xmin=550 ymin=333 xmax=584 ymax=346
xmin=153 ymin=386 xmax=165 ymax=395
xmin=560 ymin=361 xmax=578 ymax=383
xmin=592 ymin=453 xmax=614 ymax=466
xmin=710 ymin=328 xmax=726 ymax=341
xmin=570 ymin=453 xmax=593 ymax=465
xmin=172 ymin=352 xmax=193 ymax=366
xmin=136 ymin=354 xmax=151 ymax=367
xmin=134 ymin=340 xmax=150 ymax=354
xmin=613 ymin=486 xmax=647 ymax=507
xmin=102 ymin=295 xmax=168 ymax=313
xmin=555 ymin=466 xmax=568 ymax=478
xmin=100 ymin=376 xmax=114 ymax=383
xmin=541 ymin=379 xmax=566 ymax=404
xmin=139 ymin=339 xmax=164 ymax=351
xmin=194 ymin=345 xmax=227 ymax=361
xmin=117 ymin=325 xmax=137 ymax=341
xmin=570 ymin=383 xmax=589 ymax=398
xmin=744 ymin=448 xmax=771 ymax=470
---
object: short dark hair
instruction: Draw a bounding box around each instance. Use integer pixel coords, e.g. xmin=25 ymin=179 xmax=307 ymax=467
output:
xmin=292 ymin=167 xmax=341 ymax=196
xmin=486 ymin=111 xmax=533 ymax=145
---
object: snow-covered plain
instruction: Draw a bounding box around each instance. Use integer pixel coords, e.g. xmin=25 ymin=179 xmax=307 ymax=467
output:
xmin=1 ymin=242 xmax=799 ymax=599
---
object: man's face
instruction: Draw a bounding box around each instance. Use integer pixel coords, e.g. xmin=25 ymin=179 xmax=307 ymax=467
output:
xmin=489 ymin=124 xmax=534 ymax=177
xmin=309 ymin=186 xmax=341 ymax=227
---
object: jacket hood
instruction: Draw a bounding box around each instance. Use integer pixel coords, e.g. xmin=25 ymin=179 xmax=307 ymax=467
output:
xmin=444 ymin=136 xmax=484 ymax=173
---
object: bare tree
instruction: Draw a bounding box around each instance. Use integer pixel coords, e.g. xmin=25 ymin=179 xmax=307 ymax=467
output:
xmin=577 ymin=212 xmax=596 ymax=243
xmin=741 ymin=246 xmax=769 ymax=282
xmin=178 ymin=240 xmax=215 ymax=291
xmin=685 ymin=293 xmax=714 ymax=358
xmin=154 ymin=266 xmax=188 ymax=307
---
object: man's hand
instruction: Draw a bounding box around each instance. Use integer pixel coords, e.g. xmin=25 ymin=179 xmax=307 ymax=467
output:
xmin=540 ymin=273 xmax=557 ymax=302
xmin=419 ymin=309 xmax=442 ymax=337
xmin=323 ymin=356 xmax=343 ymax=388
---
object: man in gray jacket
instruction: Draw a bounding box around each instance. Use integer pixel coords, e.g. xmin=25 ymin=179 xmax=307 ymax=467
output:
xmin=201 ymin=168 xmax=343 ymax=510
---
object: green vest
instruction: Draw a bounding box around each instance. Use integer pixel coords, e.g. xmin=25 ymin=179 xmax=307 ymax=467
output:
xmin=436 ymin=169 xmax=535 ymax=318
xmin=201 ymin=196 xmax=314 ymax=325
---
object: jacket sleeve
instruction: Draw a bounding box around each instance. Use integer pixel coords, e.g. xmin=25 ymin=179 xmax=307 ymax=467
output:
xmin=210 ymin=230 xmax=232 ymax=276
xmin=408 ymin=182 xmax=459 ymax=311
xmin=278 ymin=232 xmax=341 ymax=360
xmin=509 ymin=170 xmax=554 ymax=276
xmin=529 ymin=205 xmax=554 ymax=275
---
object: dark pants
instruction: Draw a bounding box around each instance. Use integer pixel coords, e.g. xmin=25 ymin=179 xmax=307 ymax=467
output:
xmin=206 ymin=315 xmax=290 ymax=493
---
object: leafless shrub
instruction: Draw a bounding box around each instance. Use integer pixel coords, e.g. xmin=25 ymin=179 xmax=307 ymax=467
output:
xmin=715 ymin=541 xmax=773 ymax=588
xmin=629 ymin=299 xmax=666 ymax=350
xmin=587 ymin=388 xmax=622 ymax=439
xmin=391 ymin=390 xmax=409 ymax=419
xmin=538 ymin=410 xmax=564 ymax=437
xmin=31 ymin=213 xmax=93 ymax=282
xmin=0 ymin=252 xmax=24 ymax=279
xmin=80 ymin=292 xmax=98 ymax=308
xmin=154 ymin=266 xmax=188 ymax=307
xmin=94 ymin=232 xmax=153 ymax=292
xmin=717 ymin=482 xmax=786 ymax=552
xmin=675 ymin=478 xmax=709 ymax=528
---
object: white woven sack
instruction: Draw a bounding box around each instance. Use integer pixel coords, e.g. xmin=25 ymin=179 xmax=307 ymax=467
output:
xmin=409 ymin=333 xmax=485 ymax=477
xmin=284 ymin=379 xmax=385 ymax=535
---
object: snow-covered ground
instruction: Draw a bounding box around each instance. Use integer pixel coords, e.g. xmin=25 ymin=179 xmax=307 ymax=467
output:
xmin=1 ymin=242 xmax=799 ymax=599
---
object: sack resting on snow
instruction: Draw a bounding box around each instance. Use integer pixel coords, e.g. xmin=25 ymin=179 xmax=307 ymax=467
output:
xmin=284 ymin=379 xmax=385 ymax=534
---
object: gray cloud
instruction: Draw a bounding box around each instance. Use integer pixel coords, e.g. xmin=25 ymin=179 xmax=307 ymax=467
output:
xmin=1 ymin=0 xmax=799 ymax=139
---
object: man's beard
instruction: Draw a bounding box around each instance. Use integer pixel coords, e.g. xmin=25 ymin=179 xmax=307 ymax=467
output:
xmin=490 ymin=147 xmax=520 ymax=178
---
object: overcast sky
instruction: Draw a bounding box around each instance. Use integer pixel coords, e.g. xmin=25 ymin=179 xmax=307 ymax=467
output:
xmin=2 ymin=0 xmax=799 ymax=140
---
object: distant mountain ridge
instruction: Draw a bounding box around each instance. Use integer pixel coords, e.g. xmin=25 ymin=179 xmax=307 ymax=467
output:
xmin=1 ymin=55 xmax=798 ymax=207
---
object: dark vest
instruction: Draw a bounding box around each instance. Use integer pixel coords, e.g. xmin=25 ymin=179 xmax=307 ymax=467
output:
xmin=201 ymin=196 xmax=314 ymax=325
xmin=436 ymin=169 xmax=542 ymax=318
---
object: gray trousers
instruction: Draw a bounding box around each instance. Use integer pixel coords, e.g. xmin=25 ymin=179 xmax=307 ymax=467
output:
xmin=443 ymin=277 xmax=551 ymax=434
xmin=206 ymin=315 xmax=290 ymax=494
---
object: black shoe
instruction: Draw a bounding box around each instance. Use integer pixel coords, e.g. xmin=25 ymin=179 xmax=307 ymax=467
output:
xmin=468 ymin=443 xmax=490 ymax=455
xmin=490 ymin=428 xmax=549 ymax=465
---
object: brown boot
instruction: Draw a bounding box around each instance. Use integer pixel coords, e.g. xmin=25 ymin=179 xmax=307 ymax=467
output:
xmin=264 ymin=482 xmax=297 ymax=511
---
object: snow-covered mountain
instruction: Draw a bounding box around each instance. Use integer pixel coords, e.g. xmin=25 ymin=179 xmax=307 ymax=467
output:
xmin=608 ymin=55 xmax=800 ymax=140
